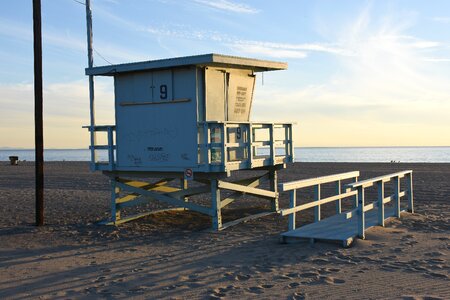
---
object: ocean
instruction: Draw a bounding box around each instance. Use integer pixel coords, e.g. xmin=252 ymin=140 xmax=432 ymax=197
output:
xmin=1 ymin=147 xmax=449 ymax=163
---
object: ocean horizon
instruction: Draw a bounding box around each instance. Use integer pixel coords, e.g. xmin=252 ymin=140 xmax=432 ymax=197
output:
xmin=1 ymin=146 xmax=449 ymax=163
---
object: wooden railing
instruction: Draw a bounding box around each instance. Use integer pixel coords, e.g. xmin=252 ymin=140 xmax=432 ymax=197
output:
xmin=346 ymin=170 xmax=414 ymax=239
xmin=198 ymin=121 xmax=294 ymax=172
xmin=83 ymin=125 xmax=116 ymax=171
xmin=279 ymin=171 xmax=360 ymax=231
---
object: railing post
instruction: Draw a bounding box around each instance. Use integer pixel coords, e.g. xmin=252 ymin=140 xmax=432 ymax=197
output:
xmin=288 ymin=190 xmax=296 ymax=231
xmin=377 ymin=180 xmax=385 ymax=226
xmin=357 ymin=186 xmax=365 ymax=239
xmin=221 ymin=123 xmax=227 ymax=168
xmin=269 ymin=167 xmax=279 ymax=212
xmin=247 ymin=123 xmax=253 ymax=168
xmin=335 ymin=180 xmax=341 ymax=214
xmin=314 ymin=184 xmax=321 ymax=222
xmin=211 ymin=179 xmax=222 ymax=230
xmin=269 ymin=123 xmax=275 ymax=165
xmin=393 ymin=176 xmax=401 ymax=218
xmin=353 ymin=176 xmax=359 ymax=208
xmin=205 ymin=123 xmax=211 ymax=165
xmin=406 ymin=172 xmax=414 ymax=213
xmin=289 ymin=124 xmax=294 ymax=162
xmin=107 ymin=126 xmax=114 ymax=170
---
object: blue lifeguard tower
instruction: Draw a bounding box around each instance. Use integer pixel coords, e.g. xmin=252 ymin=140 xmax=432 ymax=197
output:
xmin=85 ymin=53 xmax=294 ymax=230
xmin=86 ymin=54 xmax=294 ymax=229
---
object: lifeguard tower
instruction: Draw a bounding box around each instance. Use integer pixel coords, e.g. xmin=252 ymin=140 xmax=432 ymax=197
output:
xmin=85 ymin=53 xmax=294 ymax=230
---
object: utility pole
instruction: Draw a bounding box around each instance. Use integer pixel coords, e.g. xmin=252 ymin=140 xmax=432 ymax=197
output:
xmin=33 ymin=0 xmax=44 ymax=226
xmin=86 ymin=0 xmax=97 ymax=164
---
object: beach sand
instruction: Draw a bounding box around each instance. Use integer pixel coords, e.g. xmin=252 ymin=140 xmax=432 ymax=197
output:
xmin=0 ymin=162 xmax=449 ymax=299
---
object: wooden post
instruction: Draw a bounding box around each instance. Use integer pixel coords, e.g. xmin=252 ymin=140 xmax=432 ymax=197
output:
xmin=107 ymin=126 xmax=114 ymax=170
xmin=269 ymin=124 xmax=275 ymax=165
xmin=180 ymin=178 xmax=188 ymax=205
xmin=335 ymin=180 xmax=342 ymax=214
xmin=85 ymin=0 xmax=97 ymax=166
xmin=288 ymin=190 xmax=296 ymax=231
xmin=314 ymin=184 xmax=321 ymax=222
xmin=247 ymin=123 xmax=253 ymax=168
xmin=211 ymin=179 xmax=222 ymax=230
xmin=357 ymin=186 xmax=365 ymax=239
xmin=269 ymin=168 xmax=279 ymax=211
xmin=377 ymin=180 xmax=385 ymax=226
xmin=111 ymin=178 xmax=120 ymax=223
xmin=33 ymin=0 xmax=44 ymax=226
xmin=393 ymin=176 xmax=401 ymax=218
xmin=353 ymin=176 xmax=359 ymax=208
xmin=406 ymin=172 xmax=414 ymax=213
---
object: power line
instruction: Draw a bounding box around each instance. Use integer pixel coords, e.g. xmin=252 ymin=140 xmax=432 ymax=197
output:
xmin=94 ymin=48 xmax=113 ymax=65
xmin=69 ymin=0 xmax=114 ymax=65
xmin=72 ymin=0 xmax=85 ymax=6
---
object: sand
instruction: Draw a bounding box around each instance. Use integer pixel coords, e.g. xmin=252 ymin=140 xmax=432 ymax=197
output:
xmin=0 ymin=162 xmax=449 ymax=299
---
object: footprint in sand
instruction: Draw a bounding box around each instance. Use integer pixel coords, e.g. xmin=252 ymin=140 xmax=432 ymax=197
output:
xmin=425 ymin=272 xmax=448 ymax=280
xmin=246 ymin=286 xmax=264 ymax=294
xmin=381 ymin=264 xmax=403 ymax=271
xmin=274 ymin=274 xmax=291 ymax=281
xmin=93 ymin=276 xmax=107 ymax=283
xmin=165 ymin=284 xmax=181 ymax=291
xmin=424 ymin=251 xmax=444 ymax=257
xmin=288 ymin=282 xmax=300 ymax=288
xmin=392 ymin=247 xmax=404 ymax=253
xmin=300 ymin=271 xmax=319 ymax=278
xmin=285 ymin=272 xmax=300 ymax=279
xmin=318 ymin=267 xmax=341 ymax=275
xmin=291 ymin=292 xmax=307 ymax=300
xmin=312 ymin=258 xmax=329 ymax=265
xmin=209 ymin=286 xmax=239 ymax=298
xmin=234 ymin=274 xmax=251 ymax=281
xmin=305 ymin=275 xmax=345 ymax=285
xmin=129 ymin=286 xmax=148 ymax=293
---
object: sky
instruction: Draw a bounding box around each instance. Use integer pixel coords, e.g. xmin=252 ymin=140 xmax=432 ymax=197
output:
xmin=1 ymin=0 xmax=449 ymax=148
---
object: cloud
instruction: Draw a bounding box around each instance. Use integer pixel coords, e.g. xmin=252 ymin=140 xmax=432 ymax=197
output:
xmin=0 ymin=81 xmax=114 ymax=148
xmin=230 ymin=43 xmax=308 ymax=59
xmin=249 ymin=4 xmax=450 ymax=146
xmin=0 ymin=17 xmax=147 ymax=65
xmin=423 ymin=57 xmax=450 ymax=62
xmin=432 ymin=16 xmax=450 ymax=23
xmin=193 ymin=0 xmax=259 ymax=14
xmin=229 ymin=40 xmax=354 ymax=58
xmin=91 ymin=8 xmax=356 ymax=59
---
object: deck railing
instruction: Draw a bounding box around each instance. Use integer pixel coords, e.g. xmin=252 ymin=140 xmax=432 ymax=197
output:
xmin=198 ymin=121 xmax=294 ymax=172
xmin=346 ymin=170 xmax=414 ymax=239
xmin=83 ymin=125 xmax=116 ymax=171
xmin=279 ymin=171 xmax=360 ymax=231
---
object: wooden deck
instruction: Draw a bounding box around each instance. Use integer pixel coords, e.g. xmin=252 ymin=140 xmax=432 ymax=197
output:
xmin=281 ymin=206 xmax=406 ymax=247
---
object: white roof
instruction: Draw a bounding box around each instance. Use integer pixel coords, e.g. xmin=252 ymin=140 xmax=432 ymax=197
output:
xmin=85 ymin=53 xmax=287 ymax=76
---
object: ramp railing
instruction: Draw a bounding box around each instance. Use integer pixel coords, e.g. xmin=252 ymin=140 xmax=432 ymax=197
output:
xmin=279 ymin=171 xmax=360 ymax=231
xmin=346 ymin=170 xmax=413 ymax=239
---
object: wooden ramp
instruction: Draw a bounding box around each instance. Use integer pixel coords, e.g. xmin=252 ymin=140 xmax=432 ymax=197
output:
xmin=278 ymin=170 xmax=414 ymax=248
xmin=281 ymin=206 xmax=405 ymax=247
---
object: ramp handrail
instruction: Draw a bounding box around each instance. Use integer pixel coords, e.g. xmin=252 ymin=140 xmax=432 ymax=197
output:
xmin=279 ymin=171 xmax=360 ymax=231
xmin=346 ymin=170 xmax=413 ymax=239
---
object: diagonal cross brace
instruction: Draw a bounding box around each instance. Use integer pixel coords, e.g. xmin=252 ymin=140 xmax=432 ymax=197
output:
xmin=115 ymin=181 xmax=213 ymax=216
xmin=221 ymin=173 xmax=270 ymax=208
xmin=217 ymin=180 xmax=277 ymax=199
